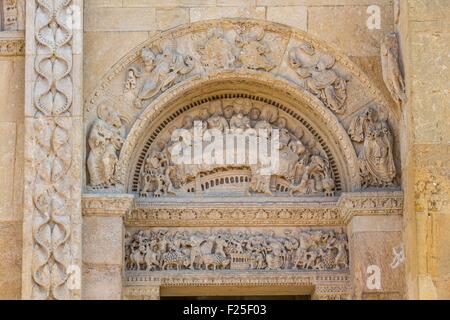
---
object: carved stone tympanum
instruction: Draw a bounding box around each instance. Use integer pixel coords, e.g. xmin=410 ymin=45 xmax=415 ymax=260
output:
xmin=125 ymin=228 xmax=349 ymax=272
xmin=138 ymin=98 xmax=335 ymax=198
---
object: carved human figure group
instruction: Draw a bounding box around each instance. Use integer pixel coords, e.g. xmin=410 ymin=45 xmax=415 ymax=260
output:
xmin=138 ymin=98 xmax=336 ymax=197
xmin=125 ymin=229 xmax=349 ymax=272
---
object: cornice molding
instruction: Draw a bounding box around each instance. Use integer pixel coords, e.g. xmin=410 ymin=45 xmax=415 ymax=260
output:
xmin=82 ymin=191 xmax=403 ymax=226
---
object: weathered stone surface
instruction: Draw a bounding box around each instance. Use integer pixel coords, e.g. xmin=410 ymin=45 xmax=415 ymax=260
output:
xmin=308 ymin=5 xmax=394 ymax=57
xmin=0 ymin=222 xmax=22 ymax=300
xmin=0 ymin=0 xmax=448 ymax=301
xmin=82 ymin=264 xmax=123 ymax=300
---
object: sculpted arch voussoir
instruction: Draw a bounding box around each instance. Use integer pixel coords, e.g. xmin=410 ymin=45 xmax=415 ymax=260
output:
xmin=86 ymin=19 xmax=390 ymax=114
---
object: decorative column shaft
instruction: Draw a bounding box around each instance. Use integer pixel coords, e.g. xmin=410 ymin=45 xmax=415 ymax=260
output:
xmin=23 ymin=0 xmax=83 ymax=300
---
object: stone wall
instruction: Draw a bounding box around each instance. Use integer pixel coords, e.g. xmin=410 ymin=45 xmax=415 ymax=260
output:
xmin=399 ymin=0 xmax=450 ymax=300
xmin=0 ymin=30 xmax=24 ymax=299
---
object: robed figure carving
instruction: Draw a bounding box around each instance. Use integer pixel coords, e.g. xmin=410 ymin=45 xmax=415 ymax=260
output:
xmin=349 ymin=107 xmax=396 ymax=187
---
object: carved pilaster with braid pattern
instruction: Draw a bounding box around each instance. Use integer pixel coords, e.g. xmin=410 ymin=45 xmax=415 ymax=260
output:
xmin=24 ymin=0 xmax=83 ymax=300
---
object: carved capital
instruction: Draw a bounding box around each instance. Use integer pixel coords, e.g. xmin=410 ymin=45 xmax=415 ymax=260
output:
xmin=82 ymin=194 xmax=135 ymax=217
xmin=339 ymin=191 xmax=403 ymax=224
xmin=0 ymin=31 xmax=24 ymax=56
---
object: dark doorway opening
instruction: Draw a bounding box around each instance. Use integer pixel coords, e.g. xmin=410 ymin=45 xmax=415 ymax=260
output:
xmin=162 ymin=295 xmax=310 ymax=300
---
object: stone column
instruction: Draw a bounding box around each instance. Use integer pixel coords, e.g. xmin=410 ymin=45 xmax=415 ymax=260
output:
xmin=22 ymin=0 xmax=83 ymax=299
xmin=82 ymin=194 xmax=134 ymax=300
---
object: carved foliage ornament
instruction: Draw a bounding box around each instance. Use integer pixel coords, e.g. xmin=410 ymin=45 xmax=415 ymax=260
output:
xmin=125 ymin=229 xmax=349 ymax=272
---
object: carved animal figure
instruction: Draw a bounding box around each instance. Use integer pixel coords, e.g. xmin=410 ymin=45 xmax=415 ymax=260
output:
xmin=266 ymin=253 xmax=283 ymax=270
xmin=201 ymin=254 xmax=231 ymax=270
xmin=129 ymin=245 xmax=146 ymax=271
xmin=144 ymin=243 xmax=160 ymax=271
xmin=125 ymin=229 xmax=349 ymax=272
xmin=161 ymin=251 xmax=190 ymax=270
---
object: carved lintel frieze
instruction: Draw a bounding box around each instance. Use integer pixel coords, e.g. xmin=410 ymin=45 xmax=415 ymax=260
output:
xmin=81 ymin=191 xmax=403 ymax=226
xmin=82 ymin=194 xmax=135 ymax=217
xmin=125 ymin=228 xmax=349 ymax=273
xmin=127 ymin=202 xmax=342 ymax=227
xmin=312 ymin=283 xmax=351 ymax=300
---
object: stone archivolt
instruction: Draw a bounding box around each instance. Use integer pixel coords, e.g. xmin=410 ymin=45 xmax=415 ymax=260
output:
xmin=85 ymin=20 xmax=398 ymax=193
xmin=125 ymin=228 xmax=348 ymax=272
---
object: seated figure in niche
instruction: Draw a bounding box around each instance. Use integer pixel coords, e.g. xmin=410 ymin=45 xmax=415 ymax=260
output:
xmin=87 ymin=102 xmax=125 ymax=189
